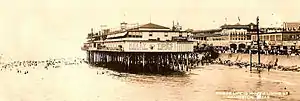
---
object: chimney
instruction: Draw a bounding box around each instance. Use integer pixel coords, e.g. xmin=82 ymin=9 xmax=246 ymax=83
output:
xmin=172 ymin=21 xmax=175 ymax=31
xmin=121 ymin=22 xmax=127 ymax=30
xmin=91 ymin=28 xmax=94 ymax=36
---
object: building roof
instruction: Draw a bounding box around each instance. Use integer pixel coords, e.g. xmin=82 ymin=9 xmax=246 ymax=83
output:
xmin=193 ymin=33 xmax=224 ymax=37
xmin=128 ymin=30 xmax=187 ymax=32
xmin=261 ymin=27 xmax=283 ymax=30
xmin=283 ymin=22 xmax=300 ymax=24
xmin=99 ymin=23 xmax=185 ymax=36
xmin=248 ymin=23 xmax=256 ymax=26
xmin=138 ymin=23 xmax=170 ymax=29
xmin=192 ymin=29 xmax=222 ymax=34
xmin=220 ymin=23 xmax=256 ymax=29
xmin=249 ymin=31 xmax=300 ymax=35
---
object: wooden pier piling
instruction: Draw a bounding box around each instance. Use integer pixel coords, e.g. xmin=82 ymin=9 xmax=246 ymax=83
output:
xmin=87 ymin=51 xmax=200 ymax=74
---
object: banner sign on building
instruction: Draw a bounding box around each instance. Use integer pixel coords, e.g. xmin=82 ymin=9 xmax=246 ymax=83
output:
xmin=158 ymin=43 xmax=173 ymax=50
xmin=129 ymin=43 xmax=148 ymax=50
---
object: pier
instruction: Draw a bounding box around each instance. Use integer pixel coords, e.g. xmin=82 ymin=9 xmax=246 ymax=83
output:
xmin=82 ymin=22 xmax=214 ymax=74
xmin=87 ymin=51 xmax=202 ymax=74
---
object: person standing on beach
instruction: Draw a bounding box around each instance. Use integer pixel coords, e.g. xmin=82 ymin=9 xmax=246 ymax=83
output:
xmin=267 ymin=64 xmax=272 ymax=72
xmin=275 ymin=58 xmax=278 ymax=66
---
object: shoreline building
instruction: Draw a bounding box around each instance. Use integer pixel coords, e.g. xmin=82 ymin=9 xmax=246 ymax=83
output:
xmin=283 ymin=22 xmax=300 ymax=31
xmin=192 ymin=23 xmax=258 ymax=51
xmin=252 ymin=22 xmax=300 ymax=53
xmin=82 ymin=22 xmax=199 ymax=73
xmin=83 ymin=22 xmax=194 ymax=52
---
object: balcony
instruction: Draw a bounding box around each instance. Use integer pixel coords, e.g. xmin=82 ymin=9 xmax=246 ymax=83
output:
xmin=172 ymin=36 xmax=188 ymax=41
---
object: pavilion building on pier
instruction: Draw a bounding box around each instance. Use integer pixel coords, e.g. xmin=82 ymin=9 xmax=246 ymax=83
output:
xmin=82 ymin=22 xmax=200 ymax=73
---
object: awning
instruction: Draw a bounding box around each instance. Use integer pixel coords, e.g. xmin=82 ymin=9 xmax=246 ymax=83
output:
xmin=106 ymin=32 xmax=127 ymax=39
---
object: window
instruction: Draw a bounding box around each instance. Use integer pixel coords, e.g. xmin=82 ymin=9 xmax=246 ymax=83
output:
xmin=128 ymin=35 xmax=142 ymax=38
xmin=270 ymin=35 xmax=275 ymax=41
xmin=263 ymin=36 xmax=268 ymax=41
xmin=164 ymin=32 xmax=168 ymax=37
xmin=276 ymin=35 xmax=281 ymax=41
xmin=297 ymin=35 xmax=300 ymax=40
xmin=247 ymin=36 xmax=251 ymax=40
xmin=149 ymin=33 xmax=153 ymax=36
xmin=118 ymin=45 xmax=122 ymax=48
xmin=291 ymin=35 xmax=295 ymax=39
xmin=252 ymin=36 xmax=256 ymax=40
xmin=179 ymin=33 xmax=182 ymax=37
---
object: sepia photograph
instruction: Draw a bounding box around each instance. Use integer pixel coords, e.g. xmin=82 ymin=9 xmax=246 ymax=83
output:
xmin=1 ymin=0 xmax=300 ymax=100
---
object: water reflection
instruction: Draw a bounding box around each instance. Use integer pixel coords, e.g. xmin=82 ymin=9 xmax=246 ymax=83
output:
xmin=256 ymin=73 xmax=262 ymax=90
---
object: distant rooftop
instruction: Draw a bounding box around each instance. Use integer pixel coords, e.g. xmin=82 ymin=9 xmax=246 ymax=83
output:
xmin=220 ymin=23 xmax=256 ymax=29
xmin=192 ymin=29 xmax=222 ymax=34
xmin=100 ymin=23 xmax=176 ymax=35
xmin=138 ymin=23 xmax=170 ymax=29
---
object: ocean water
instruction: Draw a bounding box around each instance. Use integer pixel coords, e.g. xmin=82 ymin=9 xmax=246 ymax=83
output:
xmin=1 ymin=62 xmax=300 ymax=101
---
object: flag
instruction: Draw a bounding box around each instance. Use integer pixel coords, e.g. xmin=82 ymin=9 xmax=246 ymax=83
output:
xmin=238 ymin=16 xmax=240 ymax=22
xmin=225 ymin=17 xmax=228 ymax=22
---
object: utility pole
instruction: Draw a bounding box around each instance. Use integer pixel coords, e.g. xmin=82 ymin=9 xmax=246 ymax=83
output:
xmin=256 ymin=16 xmax=261 ymax=71
xmin=250 ymin=42 xmax=252 ymax=71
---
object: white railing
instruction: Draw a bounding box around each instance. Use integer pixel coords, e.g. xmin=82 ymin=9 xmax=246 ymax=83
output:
xmin=104 ymin=23 xmax=140 ymax=34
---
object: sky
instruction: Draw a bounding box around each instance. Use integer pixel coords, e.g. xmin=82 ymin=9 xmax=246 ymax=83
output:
xmin=0 ymin=0 xmax=300 ymax=60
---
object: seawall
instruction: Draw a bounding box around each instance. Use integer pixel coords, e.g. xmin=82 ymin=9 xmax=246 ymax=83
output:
xmin=218 ymin=53 xmax=300 ymax=67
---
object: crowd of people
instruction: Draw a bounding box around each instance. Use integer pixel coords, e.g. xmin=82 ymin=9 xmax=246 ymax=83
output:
xmin=212 ymin=58 xmax=300 ymax=72
xmin=211 ymin=46 xmax=300 ymax=56
xmin=0 ymin=56 xmax=86 ymax=74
